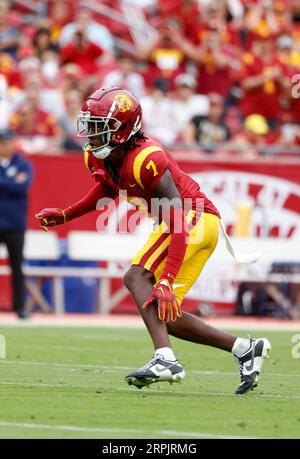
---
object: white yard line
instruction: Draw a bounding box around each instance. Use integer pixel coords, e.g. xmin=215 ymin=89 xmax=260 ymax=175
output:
xmin=0 ymin=380 xmax=299 ymax=400
xmin=103 ymin=386 xmax=300 ymax=399
xmin=0 ymin=421 xmax=258 ymax=439
xmin=0 ymin=359 xmax=133 ymax=371
xmin=0 ymin=381 xmax=63 ymax=388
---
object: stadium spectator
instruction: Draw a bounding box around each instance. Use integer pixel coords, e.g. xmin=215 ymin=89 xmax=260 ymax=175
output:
xmin=156 ymin=0 xmax=201 ymax=38
xmin=227 ymin=113 xmax=270 ymax=157
xmin=60 ymin=63 xmax=84 ymax=96
xmin=0 ymin=0 xmax=21 ymax=59
xmin=32 ymin=27 xmax=58 ymax=60
xmin=39 ymin=50 xmax=61 ymax=89
xmin=192 ymin=28 xmax=238 ymax=98
xmin=59 ymin=6 xmax=114 ymax=58
xmin=137 ymin=17 xmax=187 ymax=90
xmin=0 ymin=51 xmax=22 ymax=88
xmin=276 ymin=35 xmax=300 ymax=123
xmin=140 ymin=78 xmax=178 ymax=144
xmin=47 ymin=0 xmax=76 ymax=44
xmin=12 ymin=57 xmax=65 ymax=119
xmin=277 ymin=35 xmax=299 ymax=68
xmin=188 ymin=0 xmax=241 ymax=51
xmin=169 ymin=21 xmax=240 ymax=98
xmin=275 ymin=123 xmax=300 ymax=146
xmin=0 ymin=128 xmax=33 ymax=319
xmin=172 ymin=73 xmax=209 ymax=138
xmin=238 ymin=34 xmax=290 ymax=124
xmin=60 ymin=29 xmax=104 ymax=76
xmin=59 ymin=88 xmax=84 ymax=151
xmin=182 ymin=92 xmax=231 ymax=147
xmin=223 ymin=106 xmax=243 ymax=138
xmin=244 ymin=0 xmax=288 ymax=48
xmin=15 ymin=55 xmax=41 ymax=89
xmin=291 ymin=0 xmax=300 ymax=47
xmin=10 ymin=88 xmax=59 ymax=137
xmin=102 ymin=52 xmax=145 ymax=98
xmin=9 ymin=88 xmax=62 ymax=153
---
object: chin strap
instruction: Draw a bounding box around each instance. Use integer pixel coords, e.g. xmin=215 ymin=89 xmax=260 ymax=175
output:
xmin=86 ymin=143 xmax=119 ymax=160
xmin=91 ymin=145 xmax=112 ymax=160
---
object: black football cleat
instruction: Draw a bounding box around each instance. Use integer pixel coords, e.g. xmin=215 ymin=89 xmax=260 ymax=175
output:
xmin=234 ymin=338 xmax=272 ymax=395
xmin=125 ymin=355 xmax=186 ymax=389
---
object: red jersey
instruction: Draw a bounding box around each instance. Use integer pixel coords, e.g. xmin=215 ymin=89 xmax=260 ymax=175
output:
xmin=9 ymin=109 xmax=59 ymax=137
xmin=60 ymin=41 xmax=103 ymax=75
xmin=195 ymin=47 xmax=235 ymax=98
xmin=239 ymin=52 xmax=282 ymax=120
xmin=143 ymin=43 xmax=186 ymax=90
xmin=84 ymin=137 xmax=220 ymax=219
xmin=190 ymin=23 xmax=240 ymax=49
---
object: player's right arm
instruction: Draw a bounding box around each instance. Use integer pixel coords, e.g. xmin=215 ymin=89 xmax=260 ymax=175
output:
xmin=35 ymin=181 xmax=115 ymax=232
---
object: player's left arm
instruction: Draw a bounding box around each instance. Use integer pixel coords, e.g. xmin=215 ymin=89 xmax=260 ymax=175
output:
xmin=143 ymin=168 xmax=188 ymax=322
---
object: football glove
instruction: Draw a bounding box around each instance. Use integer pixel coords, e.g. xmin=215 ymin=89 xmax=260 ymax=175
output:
xmin=142 ymin=278 xmax=182 ymax=322
xmin=35 ymin=208 xmax=67 ymax=232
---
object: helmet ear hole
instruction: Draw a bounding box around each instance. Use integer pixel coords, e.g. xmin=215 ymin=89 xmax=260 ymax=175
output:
xmin=119 ymin=121 xmax=128 ymax=131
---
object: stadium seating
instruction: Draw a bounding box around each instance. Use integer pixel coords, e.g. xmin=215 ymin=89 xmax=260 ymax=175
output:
xmin=68 ymin=231 xmax=148 ymax=262
xmin=0 ymin=230 xmax=60 ymax=261
xmin=67 ymin=231 xmax=149 ymax=313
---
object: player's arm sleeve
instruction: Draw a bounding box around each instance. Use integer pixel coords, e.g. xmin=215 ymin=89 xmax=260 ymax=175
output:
xmin=132 ymin=147 xmax=168 ymax=192
xmin=64 ymin=149 xmax=117 ymax=221
xmin=152 ymin=169 xmax=188 ymax=283
xmin=65 ymin=181 xmax=117 ymax=221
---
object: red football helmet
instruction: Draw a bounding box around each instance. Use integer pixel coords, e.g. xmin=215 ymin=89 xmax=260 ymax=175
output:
xmin=77 ymin=87 xmax=142 ymax=159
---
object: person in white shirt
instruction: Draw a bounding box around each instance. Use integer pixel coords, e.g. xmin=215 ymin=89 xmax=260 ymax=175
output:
xmin=140 ymin=78 xmax=178 ymax=145
xmin=172 ymin=73 xmax=209 ymax=137
xmin=102 ymin=52 xmax=145 ymax=98
xmin=59 ymin=6 xmax=114 ymax=57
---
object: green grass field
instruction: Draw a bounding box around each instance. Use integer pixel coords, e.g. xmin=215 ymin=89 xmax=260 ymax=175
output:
xmin=0 ymin=325 xmax=299 ymax=439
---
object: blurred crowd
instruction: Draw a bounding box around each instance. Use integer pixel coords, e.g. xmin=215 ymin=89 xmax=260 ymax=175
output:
xmin=1 ymin=0 xmax=300 ymax=158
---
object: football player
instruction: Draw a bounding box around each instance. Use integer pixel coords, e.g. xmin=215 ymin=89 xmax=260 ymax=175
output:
xmin=36 ymin=87 xmax=271 ymax=394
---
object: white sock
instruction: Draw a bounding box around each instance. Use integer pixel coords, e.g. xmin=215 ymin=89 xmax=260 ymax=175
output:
xmin=155 ymin=347 xmax=176 ymax=361
xmin=231 ymin=337 xmax=251 ymax=357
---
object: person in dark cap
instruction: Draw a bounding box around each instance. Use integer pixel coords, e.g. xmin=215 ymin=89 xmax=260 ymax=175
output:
xmin=0 ymin=129 xmax=33 ymax=319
